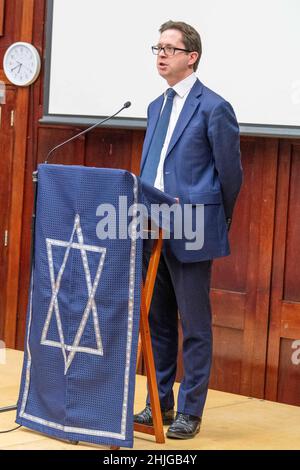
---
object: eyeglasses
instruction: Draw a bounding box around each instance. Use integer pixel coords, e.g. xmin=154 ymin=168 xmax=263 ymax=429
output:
xmin=151 ymin=46 xmax=192 ymax=56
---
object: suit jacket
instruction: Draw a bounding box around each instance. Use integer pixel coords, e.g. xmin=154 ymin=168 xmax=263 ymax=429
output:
xmin=141 ymin=78 xmax=243 ymax=262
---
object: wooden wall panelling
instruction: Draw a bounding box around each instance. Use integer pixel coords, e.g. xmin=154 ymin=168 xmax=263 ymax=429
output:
xmin=283 ymin=143 xmax=300 ymax=307
xmin=85 ymin=128 xmax=133 ymax=170
xmin=15 ymin=0 xmax=48 ymax=348
xmin=3 ymin=0 xmax=35 ymax=347
xmin=245 ymin=139 xmax=279 ymax=398
xmin=241 ymin=138 xmax=278 ymax=397
xmin=14 ymin=86 xmax=36 ymax=350
xmin=0 ymin=1 xmax=22 ymax=54
xmin=0 ymin=0 xmax=4 ymax=36
xmin=265 ymin=141 xmax=300 ymax=406
xmin=0 ymin=0 xmax=32 ymax=345
xmin=15 ymin=142 xmax=34 ymax=349
xmin=209 ymin=137 xmax=278 ymax=398
xmin=0 ymin=86 xmax=16 ymax=340
xmin=277 ymin=339 xmax=300 ymax=405
xmin=265 ymin=140 xmax=291 ymax=401
xmin=37 ymin=126 xmax=86 ymax=165
xmin=235 ymin=138 xmax=262 ymax=395
xmin=209 ymin=137 xmax=254 ymax=395
xmin=0 ymin=69 xmax=7 ymax=81
xmin=131 ymin=130 xmax=144 ymax=176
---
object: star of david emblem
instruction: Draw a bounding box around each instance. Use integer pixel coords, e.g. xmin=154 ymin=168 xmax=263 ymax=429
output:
xmin=41 ymin=214 xmax=106 ymax=374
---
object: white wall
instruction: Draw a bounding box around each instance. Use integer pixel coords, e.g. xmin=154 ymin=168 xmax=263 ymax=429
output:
xmin=47 ymin=0 xmax=300 ymax=127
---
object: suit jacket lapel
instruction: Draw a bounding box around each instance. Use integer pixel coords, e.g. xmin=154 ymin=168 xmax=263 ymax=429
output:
xmin=140 ymin=94 xmax=164 ymax=172
xmin=165 ymin=79 xmax=203 ymax=158
xmin=141 ymin=79 xmax=204 ymax=172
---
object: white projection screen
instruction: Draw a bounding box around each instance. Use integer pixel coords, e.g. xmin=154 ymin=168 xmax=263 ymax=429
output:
xmin=43 ymin=0 xmax=300 ymax=136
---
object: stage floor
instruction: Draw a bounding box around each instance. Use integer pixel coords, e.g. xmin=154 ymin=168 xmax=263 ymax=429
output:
xmin=0 ymin=349 xmax=299 ymax=450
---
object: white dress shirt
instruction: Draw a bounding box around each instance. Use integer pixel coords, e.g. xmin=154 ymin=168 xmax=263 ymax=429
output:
xmin=154 ymin=72 xmax=197 ymax=192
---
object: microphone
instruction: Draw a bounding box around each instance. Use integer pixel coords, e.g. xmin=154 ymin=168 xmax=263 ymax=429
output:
xmin=45 ymin=101 xmax=132 ymax=164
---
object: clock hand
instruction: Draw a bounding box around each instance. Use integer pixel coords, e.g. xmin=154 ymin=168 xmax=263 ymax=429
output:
xmin=11 ymin=63 xmax=21 ymax=72
xmin=19 ymin=63 xmax=31 ymax=72
xmin=11 ymin=61 xmax=23 ymax=73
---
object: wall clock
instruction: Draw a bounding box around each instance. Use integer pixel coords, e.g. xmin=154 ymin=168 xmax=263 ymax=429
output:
xmin=3 ymin=42 xmax=41 ymax=86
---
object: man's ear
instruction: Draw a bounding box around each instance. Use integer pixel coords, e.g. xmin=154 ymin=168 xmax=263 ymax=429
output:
xmin=188 ymin=51 xmax=199 ymax=67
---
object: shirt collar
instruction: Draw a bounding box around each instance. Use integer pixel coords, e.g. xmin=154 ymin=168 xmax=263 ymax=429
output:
xmin=170 ymin=72 xmax=197 ymax=98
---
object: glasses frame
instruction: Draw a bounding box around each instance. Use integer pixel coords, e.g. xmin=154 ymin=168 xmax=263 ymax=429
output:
xmin=151 ymin=45 xmax=192 ymax=56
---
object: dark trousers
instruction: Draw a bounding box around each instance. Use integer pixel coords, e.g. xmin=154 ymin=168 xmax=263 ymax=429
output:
xmin=143 ymin=245 xmax=213 ymax=418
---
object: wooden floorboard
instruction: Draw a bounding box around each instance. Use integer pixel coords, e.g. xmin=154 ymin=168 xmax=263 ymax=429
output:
xmin=0 ymin=349 xmax=299 ymax=450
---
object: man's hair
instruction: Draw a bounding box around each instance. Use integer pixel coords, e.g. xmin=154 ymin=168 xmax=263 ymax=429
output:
xmin=159 ymin=20 xmax=202 ymax=71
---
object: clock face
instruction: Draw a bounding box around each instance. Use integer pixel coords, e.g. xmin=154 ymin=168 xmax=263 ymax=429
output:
xmin=3 ymin=42 xmax=41 ymax=86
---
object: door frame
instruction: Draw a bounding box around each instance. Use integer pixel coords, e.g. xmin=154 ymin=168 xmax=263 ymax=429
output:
xmin=2 ymin=0 xmax=35 ymax=347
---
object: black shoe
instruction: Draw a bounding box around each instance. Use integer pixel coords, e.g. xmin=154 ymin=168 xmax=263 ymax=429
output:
xmin=134 ymin=404 xmax=174 ymax=426
xmin=166 ymin=413 xmax=201 ymax=439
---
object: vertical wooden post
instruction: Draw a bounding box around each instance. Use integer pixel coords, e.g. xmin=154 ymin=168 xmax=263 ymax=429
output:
xmin=0 ymin=0 xmax=5 ymax=36
xmin=4 ymin=0 xmax=35 ymax=347
xmin=111 ymin=230 xmax=165 ymax=449
xmin=134 ymin=229 xmax=165 ymax=444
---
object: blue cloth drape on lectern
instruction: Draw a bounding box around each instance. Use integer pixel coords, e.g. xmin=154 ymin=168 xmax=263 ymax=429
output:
xmin=16 ymin=164 xmax=174 ymax=448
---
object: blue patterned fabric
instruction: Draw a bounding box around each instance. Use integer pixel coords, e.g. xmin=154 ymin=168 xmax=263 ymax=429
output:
xmin=16 ymin=164 xmax=147 ymax=448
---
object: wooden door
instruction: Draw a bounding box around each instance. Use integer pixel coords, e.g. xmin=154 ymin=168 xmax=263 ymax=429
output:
xmin=265 ymin=140 xmax=300 ymax=406
xmin=0 ymin=86 xmax=15 ymax=340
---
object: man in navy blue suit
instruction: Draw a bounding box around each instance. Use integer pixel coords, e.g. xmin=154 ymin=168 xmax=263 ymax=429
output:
xmin=135 ymin=20 xmax=243 ymax=439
